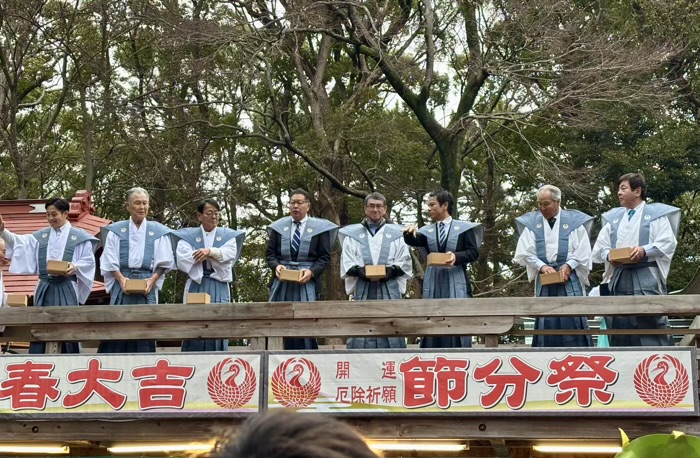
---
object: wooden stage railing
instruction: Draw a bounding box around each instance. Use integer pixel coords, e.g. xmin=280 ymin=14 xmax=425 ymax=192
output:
xmin=2 ymin=295 xmax=700 ymax=452
xmin=2 ymin=295 xmax=700 ymax=349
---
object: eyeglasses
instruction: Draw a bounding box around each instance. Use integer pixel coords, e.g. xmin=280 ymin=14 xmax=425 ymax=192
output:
xmin=537 ymin=201 xmax=555 ymax=208
xmin=202 ymin=211 xmax=220 ymax=217
xmin=289 ymin=200 xmax=308 ymax=207
xmin=366 ymin=204 xmax=385 ymax=210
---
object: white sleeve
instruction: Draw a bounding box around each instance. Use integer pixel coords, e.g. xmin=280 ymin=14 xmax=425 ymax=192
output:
xmin=513 ymin=228 xmax=543 ymax=283
xmin=177 ymin=239 xmax=201 ymax=284
xmin=592 ymin=223 xmax=615 ymax=281
xmin=2 ymin=229 xmax=39 ymax=275
xmin=567 ymin=225 xmax=592 ymax=286
xmin=340 ymin=237 xmax=362 ymax=295
xmin=646 ymin=216 xmax=677 ymax=281
xmin=72 ymin=241 xmax=96 ymax=304
xmin=152 ymin=235 xmax=176 ymax=290
xmin=100 ymin=231 xmax=121 ymax=294
xmin=389 ymin=237 xmax=413 ymax=294
xmin=206 ymin=237 xmax=237 ymax=283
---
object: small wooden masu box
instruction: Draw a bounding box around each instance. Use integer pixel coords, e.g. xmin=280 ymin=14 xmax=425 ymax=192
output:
xmin=364 ymin=265 xmax=386 ymax=281
xmin=427 ymin=253 xmax=452 ymax=266
xmin=124 ymin=279 xmax=148 ymax=294
xmin=6 ymin=295 xmax=28 ymax=307
xmin=279 ymin=269 xmax=303 ymax=282
xmin=609 ymin=247 xmax=634 ymax=264
xmin=186 ymin=293 xmax=211 ymax=304
xmin=539 ymin=271 xmax=566 ymax=286
xmin=47 ymin=260 xmax=70 ymax=275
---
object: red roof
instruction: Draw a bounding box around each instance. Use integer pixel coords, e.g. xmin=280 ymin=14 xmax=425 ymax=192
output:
xmin=1 ymin=191 xmax=111 ymax=303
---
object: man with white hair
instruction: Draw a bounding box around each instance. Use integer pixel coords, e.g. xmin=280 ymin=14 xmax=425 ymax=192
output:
xmin=98 ymin=187 xmax=175 ymax=353
xmin=513 ymin=184 xmax=593 ymax=347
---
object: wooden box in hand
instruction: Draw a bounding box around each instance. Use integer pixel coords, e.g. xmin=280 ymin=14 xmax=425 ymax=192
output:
xmin=279 ymin=269 xmax=303 ymax=282
xmin=124 ymin=279 xmax=148 ymax=294
xmin=47 ymin=260 xmax=70 ymax=275
xmin=364 ymin=265 xmax=386 ymax=281
xmin=539 ymin=271 xmax=566 ymax=286
xmin=6 ymin=295 xmax=28 ymax=307
xmin=186 ymin=293 xmax=211 ymax=304
xmin=609 ymin=247 xmax=634 ymax=264
xmin=427 ymin=253 xmax=452 ymax=266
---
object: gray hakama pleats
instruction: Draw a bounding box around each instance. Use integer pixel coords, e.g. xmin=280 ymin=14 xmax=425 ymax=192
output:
xmin=532 ymin=271 xmax=592 ymax=348
xmin=30 ymin=276 xmax=80 ymax=354
xmin=181 ymin=274 xmax=230 ymax=352
xmin=607 ymin=264 xmax=673 ymax=347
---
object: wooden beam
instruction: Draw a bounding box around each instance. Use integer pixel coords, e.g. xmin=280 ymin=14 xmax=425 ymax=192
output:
xmin=1 ymin=416 xmax=698 ymax=442
xmin=680 ymin=315 xmax=700 ymax=346
xmin=25 ymin=316 xmax=515 ymax=341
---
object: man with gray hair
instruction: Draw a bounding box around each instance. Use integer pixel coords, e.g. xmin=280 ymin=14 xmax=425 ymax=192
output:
xmin=513 ymin=185 xmax=593 ymax=347
xmin=98 ymin=187 xmax=175 ymax=353
xmin=340 ymin=192 xmax=413 ymax=348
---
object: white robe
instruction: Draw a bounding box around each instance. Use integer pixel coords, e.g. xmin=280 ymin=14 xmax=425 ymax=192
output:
xmin=592 ymin=201 xmax=677 ymax=287
xmin=513 ymin=210 xmax=592 ymax=294
xmin=176 ymin=226 xmax=238 ymax=301
xmin=340 ymin=225 xmax=413 ymax=296
xmin=0 ymin=223 xmax=95 ymax=304
xmin=0 ymin=270 xmax=7 ymax=333
xmin=100 ymin=218 xmax=175 ymax=298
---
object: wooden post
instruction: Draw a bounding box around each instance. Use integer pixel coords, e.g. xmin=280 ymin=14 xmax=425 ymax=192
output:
xmin=484 ymin=335 xmax=499 ymax=348
xmin=45 ymin=342 xmax=61 ymax=353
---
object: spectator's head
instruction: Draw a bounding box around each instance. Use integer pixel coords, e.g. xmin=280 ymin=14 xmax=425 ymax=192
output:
xmin=617 ymin=173 xmax=646 ymax=209
xmin=216 ymin=410 xmax=380 ymax=458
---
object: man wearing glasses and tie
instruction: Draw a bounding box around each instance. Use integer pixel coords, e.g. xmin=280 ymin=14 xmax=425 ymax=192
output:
xmin=592 ymin=173 xmax=680 ymax=346
xmin=513 ymin=184 xmax=593 ymax=347
xmin=265 ymin=189 xmax=338 ymax=349
xmin=403 ymin=188 xmax=482 ymax=348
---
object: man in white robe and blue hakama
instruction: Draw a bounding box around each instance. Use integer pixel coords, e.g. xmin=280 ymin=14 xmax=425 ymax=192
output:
xmin=513 ymin=185 xmax=593 ymax=347
xmin=266 ymin=189 xmax=338 ymax=350
xmin=98 ymin=187 xmax=175 ymax=353
xmin=172 ymin=198 xmax=245 ymax=352
xmin=403 ymin=188 xmax=482 ymax=348
xmin=592 ymin=173 xmax=679 ymax=346
xmin=340 ymin=192 xmax=413 ymax=349
xmin=0 ymin=198 xmax=97 ymax=354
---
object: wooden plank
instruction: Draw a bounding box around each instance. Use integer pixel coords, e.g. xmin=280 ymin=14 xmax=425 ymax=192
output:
xmin=484 ymin=335 xmax=499 ymax=348
xmin=515 ymin=328 xmax=686 ymax=335
xmin=292 ymin=295 xmax=700 ymax=318
xmin=1 ymin=417 xmax=700 ymax=442
xmin=0 ymin=302 xmax=294 ymax=325
xmin=680 ymin=315 xmax=700 ymax=346
xmin=29 ymin=316 xmax=516 ymax=341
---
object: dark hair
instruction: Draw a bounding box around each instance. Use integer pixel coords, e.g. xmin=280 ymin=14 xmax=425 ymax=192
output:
xmin=216 ymin=410 xmax=380 ymax=458
xmin=197 ymin=198 xmax=220 ymax=213
xmin=290 ymin=188 xmax=311 ymax=202
xmin=364 ymin=192 xmax=387 ymax=207
xmin=45 ymin=198 xmax=70 ymax=213
xmin=618 ymin=173 xmax=647 ymax=199
xmin=428 ymin=188 xmax=454 ymax=216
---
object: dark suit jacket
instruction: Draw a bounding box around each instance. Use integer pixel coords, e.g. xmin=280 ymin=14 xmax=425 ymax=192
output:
xmin=403 ymin=226 xmax=479 ymax=268
xmin=265 ymin=228 xmax=332 ymax=296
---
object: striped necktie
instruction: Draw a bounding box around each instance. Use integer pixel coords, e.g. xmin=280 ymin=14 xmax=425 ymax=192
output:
xmin=291 ymin=221 xmax=302 ymax=253
xmin=438 ymin=222 xmax=447 ymax=248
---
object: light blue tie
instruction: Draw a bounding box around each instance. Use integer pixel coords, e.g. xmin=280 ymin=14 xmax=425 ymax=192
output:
xmin=438 ymin=222 xmax=447 ymax=248
xmin=628 ymin=209 xmax=636 ymax=221
xmin=291 ymin=221 xmax=302 ymax=253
